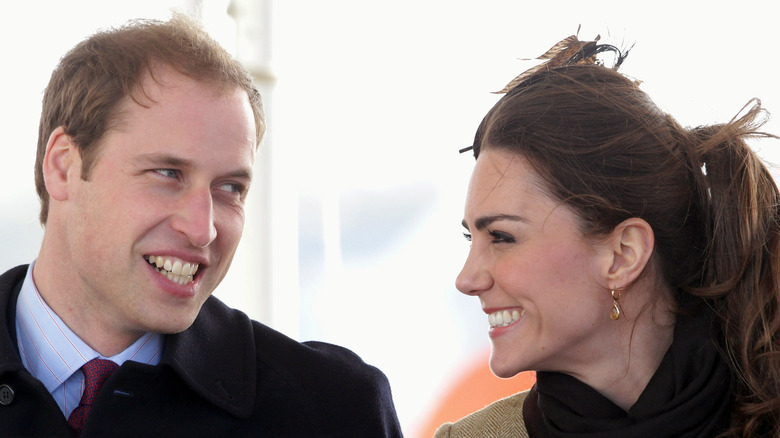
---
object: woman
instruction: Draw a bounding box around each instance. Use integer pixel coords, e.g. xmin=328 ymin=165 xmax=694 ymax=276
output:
xmin=436 ymin=34 xmax=780 ymax=437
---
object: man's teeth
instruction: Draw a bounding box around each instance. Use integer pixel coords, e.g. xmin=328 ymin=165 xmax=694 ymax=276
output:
xmin=488 ymin=309 xmax=525 ymax=328
xmin=146 ymin=255 xmax=199 ymax=285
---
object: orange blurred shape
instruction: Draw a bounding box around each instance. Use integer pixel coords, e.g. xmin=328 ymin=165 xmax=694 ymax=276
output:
xmin=417 ymin=350 xmax=535 ymax=438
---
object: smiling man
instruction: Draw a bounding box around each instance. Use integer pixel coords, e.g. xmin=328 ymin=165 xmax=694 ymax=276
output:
xmin=0 ymin=15 xmax=402 ymax=437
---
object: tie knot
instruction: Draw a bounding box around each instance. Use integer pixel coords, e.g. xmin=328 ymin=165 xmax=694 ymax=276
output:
xmin=68 ymin=359 xmax=119 ymax=436
xmin=81 ymin=359 xmax=119 ymax=404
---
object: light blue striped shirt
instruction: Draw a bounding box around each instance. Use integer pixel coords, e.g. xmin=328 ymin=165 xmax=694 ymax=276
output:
xmin=15 ymin=260 xmax=164 ymax=418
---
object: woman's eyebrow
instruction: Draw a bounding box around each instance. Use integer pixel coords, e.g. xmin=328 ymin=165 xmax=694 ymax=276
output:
xmin=462 ymin=214 xmax=527 ymax=231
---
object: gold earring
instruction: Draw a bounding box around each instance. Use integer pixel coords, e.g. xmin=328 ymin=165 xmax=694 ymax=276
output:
xmin=610 ymin=290 xmax=621 ymax=320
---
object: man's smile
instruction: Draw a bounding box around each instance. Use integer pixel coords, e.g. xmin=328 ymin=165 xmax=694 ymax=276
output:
xmin=144 ymin=255 xmax=200 ymax=285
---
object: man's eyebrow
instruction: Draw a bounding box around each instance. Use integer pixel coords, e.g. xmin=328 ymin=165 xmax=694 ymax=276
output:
xmin=133 ymin=153 xmax=192 ymax=168
xmin=462 ymin=214 xmax=527 ymax=231
xmin=132 ymin=153 xmax=254 ymax=180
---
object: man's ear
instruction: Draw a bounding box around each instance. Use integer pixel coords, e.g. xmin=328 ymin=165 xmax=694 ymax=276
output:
xmin=603 ymin=217 xmax=655 ymax=288
xmin=42 ymin=126 xmax=80 ymax=202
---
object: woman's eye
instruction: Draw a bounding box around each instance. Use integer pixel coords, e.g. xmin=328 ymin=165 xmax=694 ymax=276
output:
xmin=489 ymin=231 xmax=515 ymax=243
xmin=462 ymin=232 xmax=472 ymax=242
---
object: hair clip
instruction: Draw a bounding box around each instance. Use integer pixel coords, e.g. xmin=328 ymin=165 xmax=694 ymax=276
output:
xmin=459 ymin=146 xmax=474 ymax=154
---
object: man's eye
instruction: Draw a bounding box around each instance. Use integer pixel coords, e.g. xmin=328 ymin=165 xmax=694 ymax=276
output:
xmin=154 ymin=169 xmax=179 ymax=179
xmin=462 ymin=232 xmax=472 ymax=242
xmin=218 ymin=182 xmax=244 ymax=194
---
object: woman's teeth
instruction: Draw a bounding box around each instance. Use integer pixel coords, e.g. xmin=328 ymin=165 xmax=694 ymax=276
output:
xmin=488 ymin=309 xmax=525 ymax=328
xmin=145 ymin=255 xmax=199 ymax=285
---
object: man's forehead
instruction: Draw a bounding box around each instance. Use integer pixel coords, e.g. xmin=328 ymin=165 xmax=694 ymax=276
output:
xmin=129 ymin=63 xmax=237 ymax=107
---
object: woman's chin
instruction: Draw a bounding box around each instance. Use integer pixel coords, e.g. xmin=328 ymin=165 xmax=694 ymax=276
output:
xmin=489 ymin=354 xmax=526 ymax=378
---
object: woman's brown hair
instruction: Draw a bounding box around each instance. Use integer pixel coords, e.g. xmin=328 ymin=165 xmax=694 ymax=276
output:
xmin=469 ymin=56 xmax=780 ymax=436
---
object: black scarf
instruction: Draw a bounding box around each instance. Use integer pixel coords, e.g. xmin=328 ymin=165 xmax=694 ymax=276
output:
xmin=523 ymin=309 xmax=733 ymax=438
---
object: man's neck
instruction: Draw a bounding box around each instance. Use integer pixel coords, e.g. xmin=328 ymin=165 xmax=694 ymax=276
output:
xmin=33 ymin=249 xmax=144 ymax=357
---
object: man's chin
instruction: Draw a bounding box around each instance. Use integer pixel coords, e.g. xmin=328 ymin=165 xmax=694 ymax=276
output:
xmin=150 ymin=313 xmax=200 ymax=335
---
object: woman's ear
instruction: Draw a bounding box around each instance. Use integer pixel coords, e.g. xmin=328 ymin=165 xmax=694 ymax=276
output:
xmin=604 ymin=217 xmax=655 ymax=288
xmin=42 ymin=126 xmax=80 ymax=202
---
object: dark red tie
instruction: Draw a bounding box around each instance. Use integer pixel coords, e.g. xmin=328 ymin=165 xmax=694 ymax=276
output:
xmin=67 ymin=359 xmax=119 ymax=436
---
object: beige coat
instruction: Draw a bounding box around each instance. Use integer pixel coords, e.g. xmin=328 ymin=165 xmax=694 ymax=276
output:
xmin=434 ymin=391 xmax=530 ymax=438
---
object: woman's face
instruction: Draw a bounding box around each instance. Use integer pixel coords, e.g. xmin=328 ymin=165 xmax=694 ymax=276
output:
xmin=457 ymin=148 xmax=617 ymax=378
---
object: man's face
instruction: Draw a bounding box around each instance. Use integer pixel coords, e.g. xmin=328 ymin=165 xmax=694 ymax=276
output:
xmin=58 ymin=69 xmax=256 ymax=340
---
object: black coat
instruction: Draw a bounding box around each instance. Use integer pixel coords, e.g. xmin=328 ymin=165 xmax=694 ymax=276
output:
xmin=0 ymin=265 xmax=403 ymax=437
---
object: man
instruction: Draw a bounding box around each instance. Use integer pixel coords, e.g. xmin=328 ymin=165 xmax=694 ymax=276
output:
xmin=0 ymin=15 xmax=402 ymax=437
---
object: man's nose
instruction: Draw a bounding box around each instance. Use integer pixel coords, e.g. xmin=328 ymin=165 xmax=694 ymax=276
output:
xmin=172 ymin=188 xmax=217 ymax=248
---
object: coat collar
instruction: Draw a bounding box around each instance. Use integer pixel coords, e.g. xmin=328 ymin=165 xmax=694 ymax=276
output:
xmin=0 ymin=265 xmax=258 ymax=418
xmin=161 ymin=296 xmax=258 ymax=418
xmin=0 ymin=265 xmax=26 ymax=375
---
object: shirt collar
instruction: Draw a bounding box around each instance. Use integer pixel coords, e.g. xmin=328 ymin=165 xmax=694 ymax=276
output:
xmin=15 ymin=260 xmax=163 ymax=393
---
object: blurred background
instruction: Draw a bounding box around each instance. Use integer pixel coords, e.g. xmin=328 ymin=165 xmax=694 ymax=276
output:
xmin=1 ymin=1 xmax=778 ymax=436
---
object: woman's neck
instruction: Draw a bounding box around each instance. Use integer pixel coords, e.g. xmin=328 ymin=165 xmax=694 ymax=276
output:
xmin=574 ymin=287 xmax=676 ymax=411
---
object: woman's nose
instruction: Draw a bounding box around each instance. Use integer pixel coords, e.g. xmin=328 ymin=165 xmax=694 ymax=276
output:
xmin=455 ymin=248 xmax=493 ymax=296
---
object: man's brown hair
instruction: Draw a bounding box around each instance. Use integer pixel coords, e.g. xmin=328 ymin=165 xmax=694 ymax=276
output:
xmin=35 ymin=14 xmax=265 ymax=224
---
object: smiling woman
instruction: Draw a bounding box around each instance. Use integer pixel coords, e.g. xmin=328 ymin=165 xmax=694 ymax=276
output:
xmin=458 ymin=148 xmax=669 ymax=409
xmin=437 ymin=33 xmax=780 ymax=438
xmin=457 ymin=149 xmax=645 ymax=384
